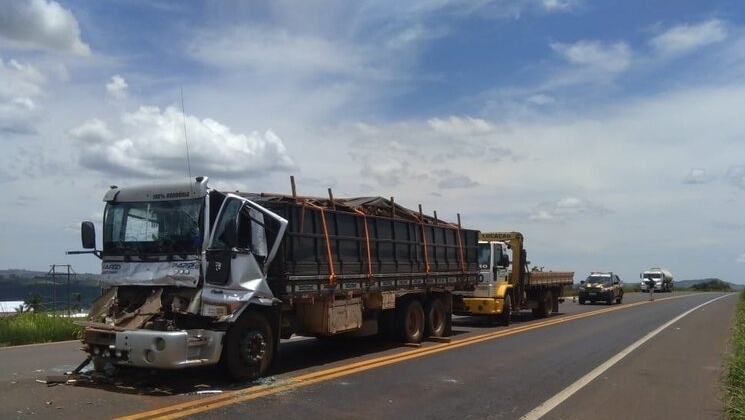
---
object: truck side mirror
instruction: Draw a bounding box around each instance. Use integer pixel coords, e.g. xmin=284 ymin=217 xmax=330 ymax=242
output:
xmin=81 ymin=221 xmax=96 ymax=249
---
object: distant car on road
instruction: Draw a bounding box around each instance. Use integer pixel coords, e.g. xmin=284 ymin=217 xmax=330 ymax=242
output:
xmin=578 ymin=272 xmax=624 ymax=305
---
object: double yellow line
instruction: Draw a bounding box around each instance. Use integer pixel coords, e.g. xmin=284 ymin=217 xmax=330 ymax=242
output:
xmin=116 ymin=295 xmax=686 ymax=420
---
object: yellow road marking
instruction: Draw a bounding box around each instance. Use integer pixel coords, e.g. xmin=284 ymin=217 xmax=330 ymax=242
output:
xmin=114 ymin=293 xmax=694 ymax=420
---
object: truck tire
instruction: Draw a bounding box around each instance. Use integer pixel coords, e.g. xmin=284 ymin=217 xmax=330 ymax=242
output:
xmin=532 ymin=290 xmax=552 ymax=319
xmin=496 ymin=294 xmax=511 ymax=326
xmin=425 ymin=298 xmax=447 ymax=338
xmin=220 ymin=311 xmax=274 ymax=382
xmin=396 ymin=299 xmax=425 ymax=344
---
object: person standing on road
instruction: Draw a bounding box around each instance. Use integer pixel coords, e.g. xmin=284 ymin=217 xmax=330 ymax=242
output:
xmin=646 ymin=278 xmax=656 ymax=301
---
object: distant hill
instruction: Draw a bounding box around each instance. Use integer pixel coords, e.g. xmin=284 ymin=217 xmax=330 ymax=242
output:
xmin=0 ymin=269 xmax=101 ymax=312
xmin=676 ymin=278 xmax=744 ymax=291
xmin=0 ymin=269 xmax=100 ymax=281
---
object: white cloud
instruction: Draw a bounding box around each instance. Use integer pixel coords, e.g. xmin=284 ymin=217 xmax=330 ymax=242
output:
xmin=0 ymin=58 xmax=45 ymax=133
xmin=737 ymin=254 xmax=745 ymax=263
xmin=0 ymin=0 xmax=90 ymax=56
xmin=650 ymin=19 xmax=727 ymax=57
xmin=106 ymin=75 xmax=128 ymax=101
xmin=527 ymin=94 xmax=555 ymax=105
xmin=427 ymin=116 xmax=494 ymax=136
xmin=67 ymin=106 xmax=296 ymax=179
xmin=542 ymin=0 xmax=580 ymax=11
xmin=187 ymin=25 xmax=373 ymax=77
xmin=527 ymin=196 xmax=611 ymax=222
xmin=550 ymin=40 xmax=631 ymax=78
xmin=683 ymin=168 xmax=716 ymax=184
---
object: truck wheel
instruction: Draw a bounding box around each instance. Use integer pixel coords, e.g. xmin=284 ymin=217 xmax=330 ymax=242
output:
xmin=532 ymin=290 xmax=552 ymax=319
xmin=496 ymin=294 xmax=511 ymax=326
xmin=396 ymin=299 xmax=425 ymax=344
xmin=221 ymin=311 xmax=274 ymax=382
xmin=425 ymin=298 xmax=447 ymax=338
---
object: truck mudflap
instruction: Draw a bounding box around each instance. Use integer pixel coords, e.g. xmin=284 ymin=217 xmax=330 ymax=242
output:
xmin=83 ymin=327 xmax=224 ymax=370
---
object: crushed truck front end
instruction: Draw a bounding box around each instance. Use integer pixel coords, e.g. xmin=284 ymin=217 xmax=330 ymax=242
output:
xmin=76 ymin=177 xmax=288 ymax=378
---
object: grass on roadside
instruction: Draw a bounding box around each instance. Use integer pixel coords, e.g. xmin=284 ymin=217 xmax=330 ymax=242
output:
xmin=0 ymin=312 xmax=82 ymax=347
xmin=725 ymin=290 xmax=745 ymax=419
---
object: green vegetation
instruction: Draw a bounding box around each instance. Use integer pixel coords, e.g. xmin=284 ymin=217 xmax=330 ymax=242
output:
xmin=690 ymin=279 xmax=732 ymax=292
xmin=725 ymin=290 xmax=745 ymax=419
xmin=0 ymin=312 xmax=82 ymax=347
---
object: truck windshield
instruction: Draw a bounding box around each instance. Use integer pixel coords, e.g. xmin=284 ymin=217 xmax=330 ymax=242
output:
xmin=643 ymin=273 xmax=662 ymax=279
xmin=103 ymin=198 xmax=203 ymax=256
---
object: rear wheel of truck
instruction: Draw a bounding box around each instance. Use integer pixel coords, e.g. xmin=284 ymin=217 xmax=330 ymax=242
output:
xmin=221 ymin=311 xmax=274 ymax=382
xmin=532 ymin=290 xmax=552 ymax=319
xmin=425 ymin=297 xmax=447 ymax=338
xmin=396 ymin=299 xmax=425 ymax=343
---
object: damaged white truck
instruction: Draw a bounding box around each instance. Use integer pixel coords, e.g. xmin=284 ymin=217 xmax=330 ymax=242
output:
xmin=71 ymin=176 xmax=480 ymax=381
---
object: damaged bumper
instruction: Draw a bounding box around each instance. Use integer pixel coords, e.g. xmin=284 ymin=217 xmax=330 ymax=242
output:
xmin=83 ymin=326 xmax=224 ymax=369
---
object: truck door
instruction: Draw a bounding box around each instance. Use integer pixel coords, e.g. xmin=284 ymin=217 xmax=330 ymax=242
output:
xmin=205 ymin=194 xmax=287 ymax=287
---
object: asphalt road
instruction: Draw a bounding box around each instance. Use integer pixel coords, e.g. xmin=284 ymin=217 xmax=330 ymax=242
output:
xmin=0 ymin=292 xmax=735 ymax=420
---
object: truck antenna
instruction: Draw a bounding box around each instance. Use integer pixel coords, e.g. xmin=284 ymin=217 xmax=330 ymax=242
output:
xmin=180 ymin=86 xmax=193 ymax=189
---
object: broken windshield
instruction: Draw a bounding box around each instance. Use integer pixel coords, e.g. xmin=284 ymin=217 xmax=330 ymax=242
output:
xmin=102 ymin=198 xmax=203 ymax=256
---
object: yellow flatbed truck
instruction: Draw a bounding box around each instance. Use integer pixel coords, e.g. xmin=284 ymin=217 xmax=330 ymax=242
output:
xmin=453 ymin=232 xmax=574 ymax=325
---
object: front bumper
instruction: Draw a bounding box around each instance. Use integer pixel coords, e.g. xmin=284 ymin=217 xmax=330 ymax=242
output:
xmin=453 ymin=297 xmax=507 ymax=315
xmin=83 ymin=327 xmax=224 ymax=369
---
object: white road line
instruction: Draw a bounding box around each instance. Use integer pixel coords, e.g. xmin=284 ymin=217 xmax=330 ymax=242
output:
xmin=519 ymin=294 xmax=733 ymax=420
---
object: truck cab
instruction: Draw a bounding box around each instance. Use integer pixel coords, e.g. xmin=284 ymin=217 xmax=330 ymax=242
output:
xmin=578 ymin=272 xmax=623 ymax=305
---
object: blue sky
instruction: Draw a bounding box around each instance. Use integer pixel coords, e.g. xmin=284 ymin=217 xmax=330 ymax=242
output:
xmin=1 ymin=0 xmax=744 ymax=285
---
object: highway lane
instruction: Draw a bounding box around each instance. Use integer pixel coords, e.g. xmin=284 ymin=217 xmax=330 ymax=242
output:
xmin=0 ymin=292 xmax=734 ymax=420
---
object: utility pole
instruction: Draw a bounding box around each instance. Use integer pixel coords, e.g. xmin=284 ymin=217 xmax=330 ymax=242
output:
xmin=47 ymin=264 xmax=76 ymax=316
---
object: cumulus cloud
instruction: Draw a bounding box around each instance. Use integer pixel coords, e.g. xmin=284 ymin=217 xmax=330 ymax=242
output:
xmin=0 ymin=58 xmax=45 ymax=134
xmin=650 ymin=19 xmax=727 ymax=57
xmin=67 ymin=106 xmax=296 ymax=179
xmin=683 ymin=168 xmax=715 ymax=185
xmin=356 ymin=154 xmax=410 ymax=188
xmin=0 ymin=0 xmax=90 ymax=56
xmin=106 ymin=75 xmax=128 ymax=101
xmin=738 ymin=254 xmax=745 ymax=263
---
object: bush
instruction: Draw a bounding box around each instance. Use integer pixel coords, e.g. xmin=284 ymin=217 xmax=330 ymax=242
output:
xmin=725 ymin=290 xmax=745 ymax=419
xmin=0 ymin=312 xmax=82 ymax=347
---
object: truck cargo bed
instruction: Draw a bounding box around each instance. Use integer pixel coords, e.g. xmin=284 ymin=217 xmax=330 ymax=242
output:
xmin=526 ymin=271 xmax=575 ymax=287
xmin=246 ymin=194 xmax=480 ymax=297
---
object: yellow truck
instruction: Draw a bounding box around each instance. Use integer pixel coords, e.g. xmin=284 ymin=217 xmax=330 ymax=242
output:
xmin=453 ymin=232 xmax=574 ymax=325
